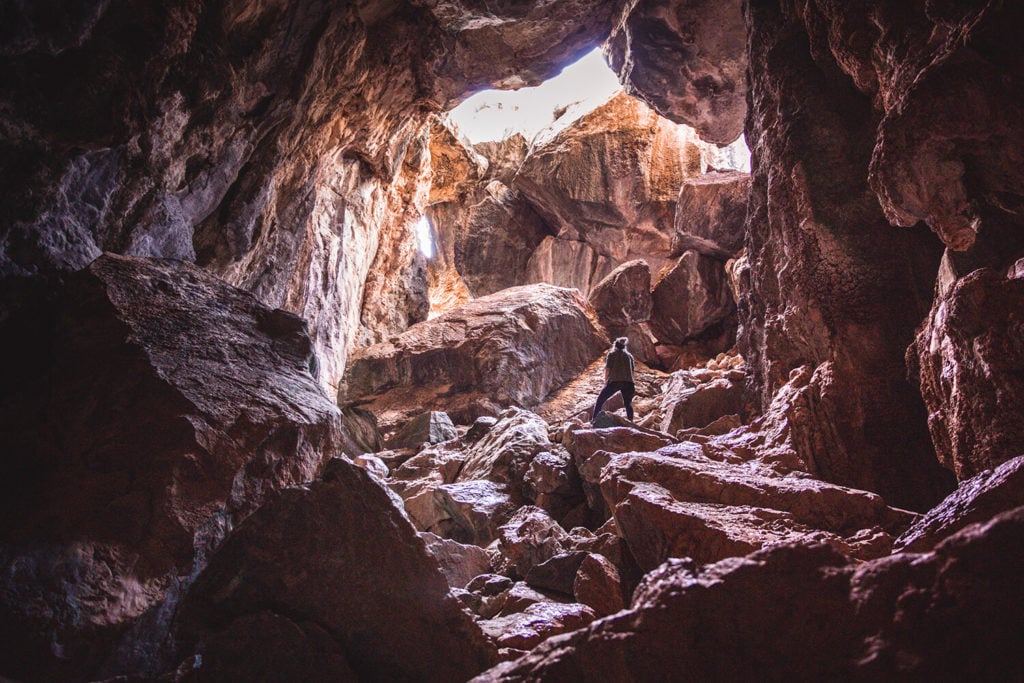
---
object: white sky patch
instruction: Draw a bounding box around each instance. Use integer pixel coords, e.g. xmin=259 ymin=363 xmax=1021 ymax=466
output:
xmin=446 ymin=48 xmax=622 ymax=145
xmin=414 ymin=215 xmax=435 ymax=258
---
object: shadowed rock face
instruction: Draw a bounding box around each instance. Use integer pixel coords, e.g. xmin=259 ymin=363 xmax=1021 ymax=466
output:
xmin=606 ymin=0 xmax=748 ymax=145
xmin=0 ymin=254 xmax=342 ymax=680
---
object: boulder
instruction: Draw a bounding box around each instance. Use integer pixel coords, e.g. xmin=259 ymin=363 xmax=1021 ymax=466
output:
xmin=661 ymin=376 xmax=745 ymax=433
xmin=435 ymin=481 xmax=518 ymax=546
xmin=340 ymin=284 xmax=607 ymax=432
xmin=420 ymin=532 xmax=493 ymax=590
xmin=477 ymin=509 xmax=1024 ymax=681
xmin=458 ymin=408 xmax=552 ymax=485
xmin=573 ymin=553 xmax=625 ymax=617
xmin=0 ymin=255 xmax=342 ymax=680
xmin=896 ymin=456 xmax=1024 ymax=553
xmin=478 ymin=602 xmax=597 ymax=652
xmin=587 ymin=259 xmax=653 ymax=328
xmin=498 ymin=507 xmax=571 ymax=578
xmin=649 ymin=251 xmax=735 ymax=345
xmin=601 ymin=447 xmax=913 ymax=539
xmin=672 ymin=171 xmax=750 ymax=259
xmin=525 ymin=552 xmax=589 ymax=597
xmin=524 ymin=449 xmax=585 ymax=522
xmin=176 ymin=461 xmax=496 ymax=681
xmin=910 ymin=268 xmax=1024 ymax=479
xmin=605 ymin=0 xmax=747 ymax=144
xmin=387 ymin=411 xmax=458 ymax=450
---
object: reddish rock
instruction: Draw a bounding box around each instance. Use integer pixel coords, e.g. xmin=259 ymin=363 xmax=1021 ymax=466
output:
xmin=601 ymin=448 xmax=913 ymax=540
xmin=515 ymin=93 xmax=712 ymax=292
xmin=498 ymin=507 xmax=571 ymax=578
xmin=524 ymin=449 xmax=585 ymax=522
xmin=176 ymin=461 xmax=496 ymax=680
xmin=386 ymin=411 xmax=458 ymax=450
xmin=896 ymin=455 xmax=1024 ymax=553
xmin=436 ymin=481 xmax=518 ymax=546
xmin=672 ymin=171 xmax=750 ymax=259
xmin=525 ymin=552 xmax=589 ymax=597
xmin=910 ymin=268 xmax=1024 ymax=479
xmin=478 ymin=602 xmax=597 ymax=652
xmin=573 ymin=553 xmax=624 ymax=617
xmin=649 ymin=251 xmax=735 ymax=345
xmin=457 ymin=408 xmax=552 ymax=486
xmin=420 ymin=531 xmax=493 ymax=590
xmin=340 ymin=284 xmax=607 ymax=431
xmin=0 ymin=254 xmax=342 ymax=680
xmin=587 ymin=259 xmax=653 ymax=328
xmin=479 ymin=508 xmax=1024 ymax=681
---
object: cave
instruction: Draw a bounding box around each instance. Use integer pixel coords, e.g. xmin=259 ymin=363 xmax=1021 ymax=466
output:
xmin=1 ymin=1 xmax=1023 ymax=680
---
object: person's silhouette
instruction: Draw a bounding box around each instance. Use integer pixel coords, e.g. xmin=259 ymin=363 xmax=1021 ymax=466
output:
xmin=592 ymin=337 xmax=635 ymax=422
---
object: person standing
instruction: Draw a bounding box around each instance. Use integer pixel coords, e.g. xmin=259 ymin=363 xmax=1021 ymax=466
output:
xmin=592 ymin=337 xmax=636 ymax=422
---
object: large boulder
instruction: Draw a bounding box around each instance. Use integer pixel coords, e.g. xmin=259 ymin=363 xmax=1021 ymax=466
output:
xmin=176 ymin=461 xmax=496 ymax=680
xmin=387 ymin=411 xmax=458 ymax=450
xmin=672 ymin=171 xmax=750 ymax=259
xmin=910 ymin=267 xmax=1024 ymax=480
xmin=605 ymin=0 xmax=747 ymax=144
xmin=896 ymin=455 xmax=1024 ymax=553
xmin=587 ymin=259 xmax=653 ymax=328
xmin=514 ymin=92 xmax=710 ymax=293
xmin=0 ymin=254 xmax=342 ymax=680
xmin=479 ymin=508 xmax=1024 ymax=681
xmin=649 ymin=250 xmax=735 ymax=345
xmin=339 ymin=284 xmax=607 ymax=431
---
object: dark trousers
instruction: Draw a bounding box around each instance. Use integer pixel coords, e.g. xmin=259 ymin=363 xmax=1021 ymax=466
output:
xmin=593 ymin=381 xmax=636 ymax=421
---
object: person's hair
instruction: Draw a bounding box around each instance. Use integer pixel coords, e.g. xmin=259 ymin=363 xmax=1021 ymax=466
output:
xmin=614 ymin=337 xmax=628 ymax=350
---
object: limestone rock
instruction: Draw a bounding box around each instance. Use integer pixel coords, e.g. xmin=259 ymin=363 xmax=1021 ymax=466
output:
xmin=515 ymin=93 xmax=709 ymax=292
xmin=420 ymin=531 xmax=493 ymax=590
xmin=587 ymin=259 xmax=653 ymax=328
xmin=649 ymin=251 xmax=735 ymax=345
xmin=524 ymin=449 xmax=585 ymax=522
xmin=340 ymin=284 xmax=607 ymax=431
xmin=0 ymin=254 xmax=341 ymax=680
xmin=457 ymin=408 xmax=552 ymax=486
xmin=896 ymin=456 xmax=1024 ymax=553
xmin=672 ymin=171 xmax=749 ymax=259
xmin=176 ymin=462 xmax=496 ymax=680
xmin=606 ymin=0 xmax=747 ymax=142
xmin=910 ymin=268 xmax=1024 ymax=480
xmin=478 ymin=509 xmax=1024 ymax=681
xmin=387 ymin=411 xmax=458 ymax=450
xmin=525 ymin=552 xmax=589 ymax=597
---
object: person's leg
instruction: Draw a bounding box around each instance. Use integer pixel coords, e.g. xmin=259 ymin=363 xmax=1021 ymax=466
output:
xmin=621 ymin=382 xmax=636 ymax=421
xmin=592 ymin=383 xmax=618 ymax=421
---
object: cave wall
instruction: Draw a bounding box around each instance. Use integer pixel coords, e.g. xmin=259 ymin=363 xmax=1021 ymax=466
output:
xmin=0 ymin=0 xmax=618 ymax=394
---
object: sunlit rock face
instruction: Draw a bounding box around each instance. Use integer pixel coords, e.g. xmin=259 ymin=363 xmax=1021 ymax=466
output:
xmin=339 ymin=284 xmax=608 ymax=433
xmin=606 ymin=0 xmax=748 ymax=145
xmin=516 ymin=92 xmax=707 ymax=294
xmin=0 ymin=255 xmax=342 ymax=680
xmin=0 ymin=0 xmax=616 ymax=395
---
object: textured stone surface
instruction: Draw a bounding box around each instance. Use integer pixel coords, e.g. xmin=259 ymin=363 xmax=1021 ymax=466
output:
xmin=0 ymin=254 xmax=341 ymax=680
xmin=420 ymin=531 xmax=493 ymax=590
xmin=896 ymin=456 xmax=1024 ymax=553
xmin=478 ymin=602 xmax=597 ymax=652
xmin=672 ymin=171 xmax=749 ymax=259
xmin=479 ymin=508 xmax=1024 ymax=681
xmin=587 ymin=259 xmax=653 ymax=329
xmin=340 ymin=284 xmax=607 ymax=431
xmin=572 ymin=553 xmax=624 ymax=617
xmin=387 ymin=411 xmax=458 ymax=450
xmin=649 ymin=250 xmax=735 ymax=345
xmin=910 ymin=268 xmax=1024 ymax=479
xmin=740 ymin=0 xmax=955 ymax=512
xmin=606 ymin=0 xmax=747 ymax=144
xmin=176 ymin=463 xmax=496 ymax=681
xmin=515 ymin=92 xmax=709 ymax=293
xmin=498 ymin=507 xmax=571 ymax=578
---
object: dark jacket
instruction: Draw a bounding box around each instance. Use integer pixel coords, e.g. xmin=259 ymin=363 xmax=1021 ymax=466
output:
xmin=605 ymin=348 xmax=634 ymax=383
